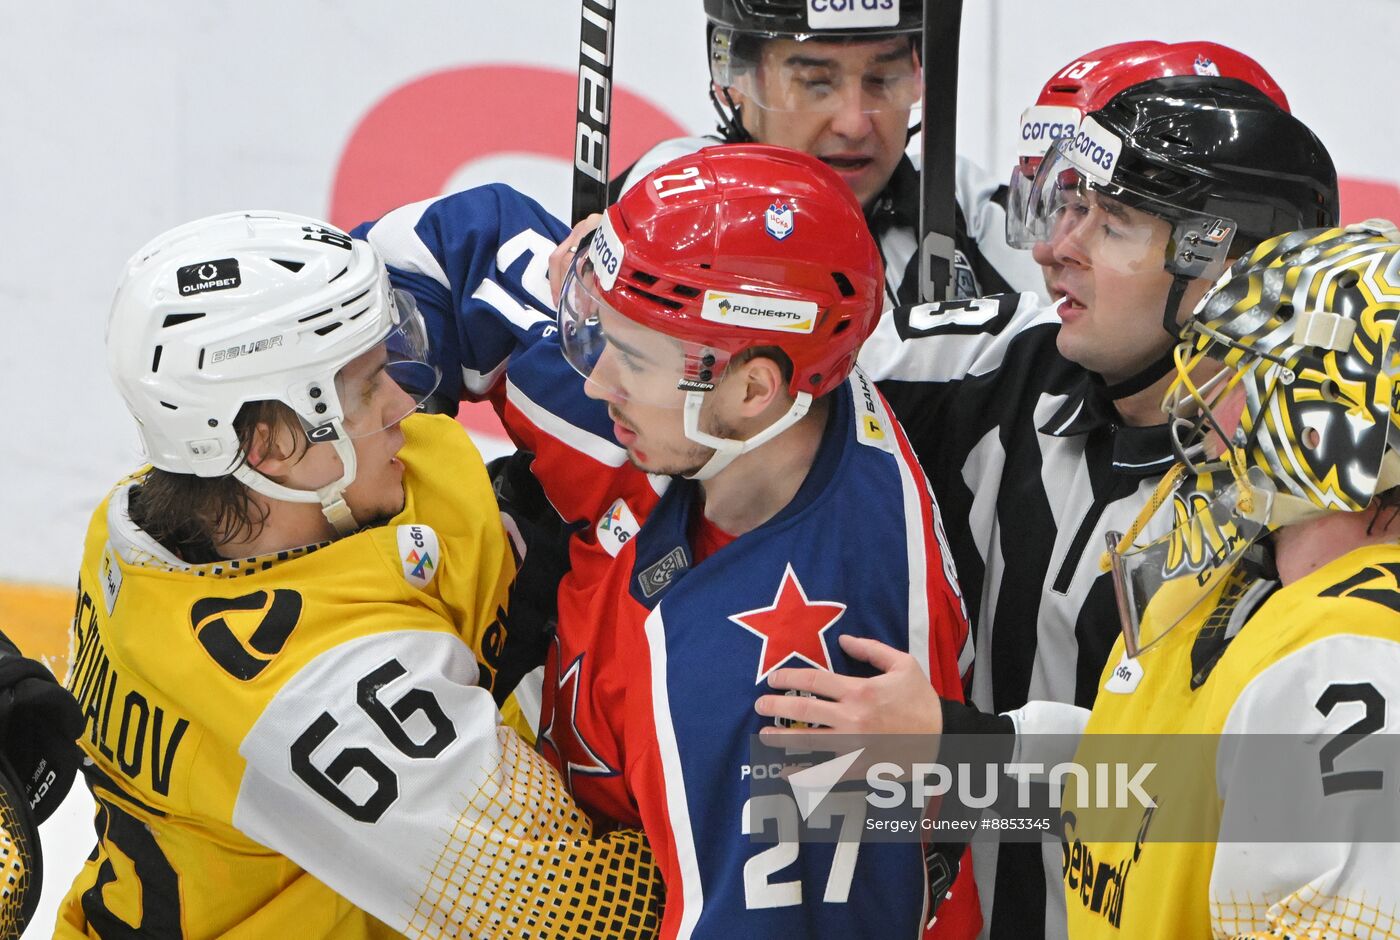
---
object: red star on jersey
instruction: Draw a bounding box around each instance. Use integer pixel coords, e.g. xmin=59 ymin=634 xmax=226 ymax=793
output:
xmin=539 ymin=651 xmax=616 ymax=789
xmin=729 ymin=563 xmax=847 ymax=683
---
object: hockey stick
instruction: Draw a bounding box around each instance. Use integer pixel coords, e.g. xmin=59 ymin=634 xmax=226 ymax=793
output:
xmin=917 ymin=0 xmax=963 ymax=303
xmin=572 ymin=0 xmax=617 ymax=225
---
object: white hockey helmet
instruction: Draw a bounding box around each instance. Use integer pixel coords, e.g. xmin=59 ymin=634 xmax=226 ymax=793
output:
xmin=107 ymin=210 xmax=438 ymax=533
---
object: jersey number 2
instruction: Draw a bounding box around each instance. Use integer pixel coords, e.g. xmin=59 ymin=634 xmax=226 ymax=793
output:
xmin=1316 ymin=681 xmax=1386 ymax=796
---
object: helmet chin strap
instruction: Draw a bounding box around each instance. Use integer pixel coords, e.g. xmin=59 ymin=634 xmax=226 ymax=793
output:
xmin=682 ymin=390 xmax=812 ymax=482
xmin=231 ymin=434 xmax=361 ymax=537
xmin=710 ymin=86 xmax=752 ymax=143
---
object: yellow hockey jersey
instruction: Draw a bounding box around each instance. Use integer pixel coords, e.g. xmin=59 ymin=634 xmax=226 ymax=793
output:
xmin=56 ymin=414 xmax=659 ymax=939
xmin=1065 ymin=543 xmax=1400 ymax=939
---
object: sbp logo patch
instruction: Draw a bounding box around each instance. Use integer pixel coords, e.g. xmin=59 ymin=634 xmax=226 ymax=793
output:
xmin=595 ymin=498 xmax=639 ymax=557
xmin=398 ymin=524 xmax=440 ymax=588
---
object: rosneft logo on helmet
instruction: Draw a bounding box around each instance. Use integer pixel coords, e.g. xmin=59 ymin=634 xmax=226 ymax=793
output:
xmin=807 ymin=0 xmax=898 ymax=30
xmin=702 ymin=290 xmax=818 ymax=334
xmin=176 ymin=258 xmax=242 ymax=296
xmin=1016 ymin=105 xmax=1081 ymax=158
xmin=1063 ymin=115 xmax=1122 ymax=187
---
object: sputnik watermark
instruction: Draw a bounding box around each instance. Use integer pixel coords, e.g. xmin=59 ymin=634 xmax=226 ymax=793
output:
xmin=866 ymin=760 xmax=1156 ymax=810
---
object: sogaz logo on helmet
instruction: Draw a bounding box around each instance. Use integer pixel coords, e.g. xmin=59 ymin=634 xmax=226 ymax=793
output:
xmin=1064 ymin=115 xmax=1122 ymax=186
xmin=589 ymin=212 xmax=625 ymax=292
xmin=1016 ymin=105 xmax=1081 ymax=158
xmin=701 ymin=291 xmax=818 ymax=334
xmin=807 ymin=0 xmax=898 ymax=30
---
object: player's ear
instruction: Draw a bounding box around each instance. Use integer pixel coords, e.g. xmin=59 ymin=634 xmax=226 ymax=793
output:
xmin=244 ymin=418 xmax=300 ymax=478
xmin=735 ymin=354 xmax=786 ymax=418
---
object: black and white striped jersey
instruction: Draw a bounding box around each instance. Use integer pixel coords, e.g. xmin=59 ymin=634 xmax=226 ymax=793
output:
xmin=860 ymin=293 xmax=1180 ymax=940
xmin=615 ymin=137 xmax=1049 ymax=309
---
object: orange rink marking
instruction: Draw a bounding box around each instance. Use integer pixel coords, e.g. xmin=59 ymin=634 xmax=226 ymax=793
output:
xmin=0 ymin=581 xmax=74 ymax=678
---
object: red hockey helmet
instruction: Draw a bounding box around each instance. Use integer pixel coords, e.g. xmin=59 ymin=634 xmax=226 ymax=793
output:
xmin=1006 ymin=41 xmax=1289 ymax=248
xmin=559 ymin=142 xmax=882 ymax=478
xmin=561 ymin=142 xmax=881 ymax=402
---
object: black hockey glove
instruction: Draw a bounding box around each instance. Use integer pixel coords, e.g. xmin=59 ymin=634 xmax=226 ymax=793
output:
xmin=487 ymin=450 xmax=577 ymax=705
xmin=0 ymin=628 xmax=84 ymax=938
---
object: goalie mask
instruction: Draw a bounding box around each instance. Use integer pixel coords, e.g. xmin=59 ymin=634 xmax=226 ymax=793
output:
xmin=558 ymin=143 xmax=881 ymax=480
xmin=106 ymin=211 xmax=439 ymax=534
xmin=1105 ymin=221 xmax=1400 ymax=654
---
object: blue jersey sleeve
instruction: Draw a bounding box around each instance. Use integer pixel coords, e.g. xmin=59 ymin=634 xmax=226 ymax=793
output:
xmin=352 ymin=184 xmax=570 ymax=402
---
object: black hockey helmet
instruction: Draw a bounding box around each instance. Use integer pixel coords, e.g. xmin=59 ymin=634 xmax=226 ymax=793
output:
xmin=704 ymin=0 xmax=923 ymax=141
xmin=1086 ymin=75 xmax=1337 ymax=255
xmin=1023 ymin=75 xmax=1337 ymax=393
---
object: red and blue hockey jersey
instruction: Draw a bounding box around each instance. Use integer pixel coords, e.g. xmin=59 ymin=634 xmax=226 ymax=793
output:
xmin=357 ymin=186 xmax=976 ymax=939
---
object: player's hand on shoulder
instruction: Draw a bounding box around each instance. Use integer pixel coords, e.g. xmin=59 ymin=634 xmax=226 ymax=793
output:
xmin=755 ymin=634 xmax=942 ymax=736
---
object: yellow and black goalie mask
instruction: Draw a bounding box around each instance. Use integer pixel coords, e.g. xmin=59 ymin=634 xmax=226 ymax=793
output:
xmin=1106 ymin=220 xmax=1400 ymax=655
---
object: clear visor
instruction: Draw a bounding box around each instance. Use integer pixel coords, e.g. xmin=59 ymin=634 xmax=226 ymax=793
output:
xmin=1005 ymin=157 xmax=1042 ymax=250
xmin=710 ymin=26 xmax=922 ymax=114
xmin=558 ymin=253 xmax=732 ymax=409
xmin=1106 ymin=465 xmax=1274 ymax=657
xmin=1024 ymin=142 xmax=1238 ymax=281
xmin=331 ymin=289 xmax=440 ymax=437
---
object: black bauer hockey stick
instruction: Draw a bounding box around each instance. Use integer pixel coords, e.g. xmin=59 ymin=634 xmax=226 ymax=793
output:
xmin=571 ymin=0 xmax=616 ymax=225
xmin=918 ymin=0 xmax=963 ymax=303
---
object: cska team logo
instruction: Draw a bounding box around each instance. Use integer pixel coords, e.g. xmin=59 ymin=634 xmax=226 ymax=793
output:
xmin=1193 ymin=56 xmax=1220 ymax=76
xmin=765 ymin=203 xmax=795 ymax=241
